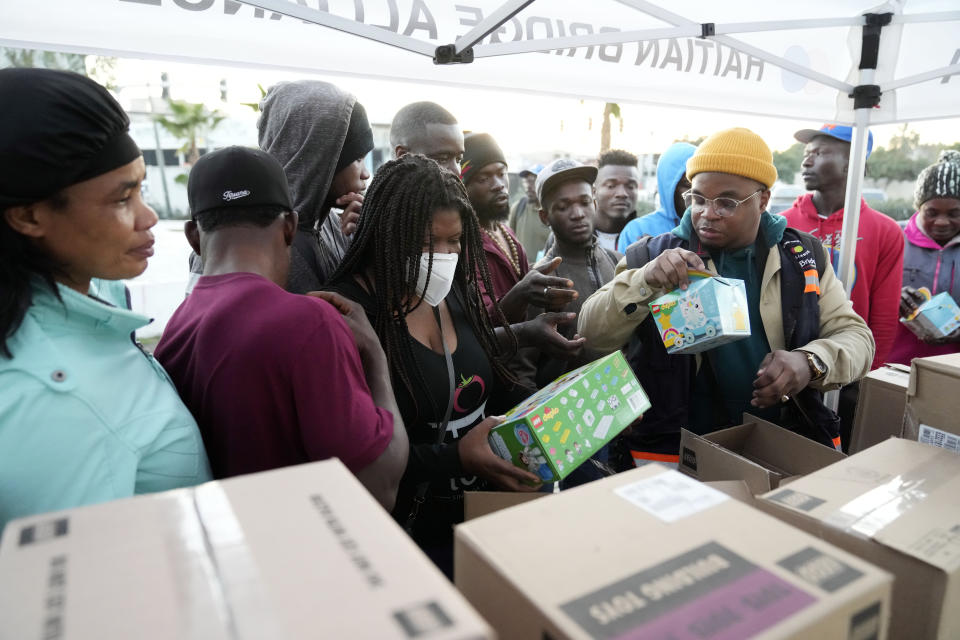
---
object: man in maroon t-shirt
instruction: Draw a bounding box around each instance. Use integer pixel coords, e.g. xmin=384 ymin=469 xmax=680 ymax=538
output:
xmin=155 ymin=146 xmax=408 ymax=510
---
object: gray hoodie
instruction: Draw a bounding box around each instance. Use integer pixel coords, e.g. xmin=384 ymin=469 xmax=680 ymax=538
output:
xmin=258 ymin=80 xmax=357 ymax=293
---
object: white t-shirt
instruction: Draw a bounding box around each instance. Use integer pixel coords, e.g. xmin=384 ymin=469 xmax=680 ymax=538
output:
xmin=596 ymin=230 xmax=619 ymax=252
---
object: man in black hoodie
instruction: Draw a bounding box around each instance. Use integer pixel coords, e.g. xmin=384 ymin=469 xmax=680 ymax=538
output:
xmin=258 ymin=80 xmax=374 ymax=293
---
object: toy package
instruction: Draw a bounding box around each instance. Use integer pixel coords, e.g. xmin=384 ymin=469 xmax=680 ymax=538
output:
xmin=649 ymin=269 xmax=750 ymax=354
xmin=488 ymin=351 xmax=649 ymax=483
xmin=901 ymin=287 xmax=960 ymax=340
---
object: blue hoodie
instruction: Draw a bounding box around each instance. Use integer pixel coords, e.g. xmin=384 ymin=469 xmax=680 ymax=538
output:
xmin=617 ymin=142 xmax=697 ymax=252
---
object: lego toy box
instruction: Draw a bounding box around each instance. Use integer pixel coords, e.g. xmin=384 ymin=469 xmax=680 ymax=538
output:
xmin=649 ymin=269 xmax=750 ymax=354
xmin=488 ymin=351 xmax=649 ymax=483
xmin=901 ymin=287 xmax=960 ymax=340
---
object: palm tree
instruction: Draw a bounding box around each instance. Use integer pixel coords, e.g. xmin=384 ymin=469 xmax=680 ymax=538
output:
xmin=600 ymin=102 xmax=622 ymax=153
xmin=154 ymin=99 xmax=225 ymax=167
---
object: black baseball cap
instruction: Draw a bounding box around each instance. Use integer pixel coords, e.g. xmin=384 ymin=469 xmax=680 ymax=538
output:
xmin=188 ymin=145 xmax=293 ymax=218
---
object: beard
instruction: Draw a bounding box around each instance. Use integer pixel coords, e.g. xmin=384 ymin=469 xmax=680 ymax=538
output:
xmin=475 ymin=199 xmax=510 ymax=223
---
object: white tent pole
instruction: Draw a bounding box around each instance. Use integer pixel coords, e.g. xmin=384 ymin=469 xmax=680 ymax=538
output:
xmin=891 ymin=11 xmax=960 ymax=24
xmin=837 ymin=87 xmax=872 ymax=298
xmin=881 ymin=63 xmax=960 ymax=92
xmin=237 ymin=0 xmax=435 ymax=57
xmin=715 ymin=17 xmax=862 ymax=33
xmin=454 ymin=0 xmax=535 ymax=53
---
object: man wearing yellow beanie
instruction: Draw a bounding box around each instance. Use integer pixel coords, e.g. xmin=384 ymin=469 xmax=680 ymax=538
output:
xmin=578 ymin=127 xmax=873 ymax=466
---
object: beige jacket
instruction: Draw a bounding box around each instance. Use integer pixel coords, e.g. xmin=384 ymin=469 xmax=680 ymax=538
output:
xmin=577 ymin=248 xmax=875 ymax=390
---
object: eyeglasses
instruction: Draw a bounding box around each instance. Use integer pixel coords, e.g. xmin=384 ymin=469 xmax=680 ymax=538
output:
xmin=682 ymin=188 xmax=763 ymax=217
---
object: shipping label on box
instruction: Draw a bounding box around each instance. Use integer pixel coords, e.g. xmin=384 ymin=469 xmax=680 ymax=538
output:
xmin=901 ymin=289 xmax=960 ymax=340
xmin=488 ymin=351 xmax=650 ymax=483
xmin=648 ymin=270 xmax=750 ymax=354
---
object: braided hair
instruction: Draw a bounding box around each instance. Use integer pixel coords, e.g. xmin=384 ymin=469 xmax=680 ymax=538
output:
xmin=329 ymin=154 xmax=517 ymax=420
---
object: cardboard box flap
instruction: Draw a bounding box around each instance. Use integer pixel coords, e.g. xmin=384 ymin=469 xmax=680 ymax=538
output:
xmin=680 ymin=427 xmax=786 ymax=494
xmin=691 ymin=415 xmax=843 ymax=477
xmin=882 ymin=363 xmax=911 ymax=374
xmin=761 ymin=439 xmax=960 ymax=574
xmin=702 ymin=480 xmax=755 ymax=505
xmin=1 ymin=490 xmax=238 ymax=639
xmin=210 ymin=460 xmax=493 ymax=639
xmin=907 ymin=353 xmax=960 ymax=397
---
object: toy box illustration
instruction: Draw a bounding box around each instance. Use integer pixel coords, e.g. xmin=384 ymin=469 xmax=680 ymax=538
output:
xmin=901 ymin=287 xmax=960 ymax=340
xmin=488 ymin=351 xmax=650 ymax=483
xmin=649 ymin=269 xmax=750 ymax=354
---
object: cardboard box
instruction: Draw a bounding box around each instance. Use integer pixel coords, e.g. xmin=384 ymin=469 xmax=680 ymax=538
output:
xmin=903 ymin=353 xmax=960 ymax=453
xmin=757 ymin=438 xmax=960 ymax=639
xmin=678 ymin=414 xmax=846 ymax=495
xmin=703 ymin=480 xmax=755 ymax=505
xmin=649 ymin=269 xmax=750 ymax=354
xmin=455 ymin=464 xmax=892 ymax=640
xmin=464 ymin=491 xmax=549 ymax=521
xmin=849 ymin=364 xmax=910 ymax=454
xmin=488 ymin=351 xmax=649 ymax=483
xmin=0 ymin=460 xmax=493 ymax=640
xmin=901 ymin=289 xmax=960 ymax=340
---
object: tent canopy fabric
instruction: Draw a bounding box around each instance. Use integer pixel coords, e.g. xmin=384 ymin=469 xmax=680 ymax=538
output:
xmin=1 ymin=0 xmax=958 ymax=125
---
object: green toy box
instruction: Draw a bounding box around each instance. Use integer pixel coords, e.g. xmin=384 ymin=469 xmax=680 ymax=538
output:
xmin=649 ymin=269 xmax=751 ymax=355
xmin=488 ymin=351 xmax=650 ymax=483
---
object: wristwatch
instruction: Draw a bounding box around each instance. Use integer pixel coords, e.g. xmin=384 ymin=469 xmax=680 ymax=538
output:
xmin=798 ymin=350 xmax=827 ymax=381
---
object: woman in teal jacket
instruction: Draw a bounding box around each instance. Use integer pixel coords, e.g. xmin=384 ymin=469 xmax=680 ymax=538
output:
xmin=0 ymin=69 xmax=211 ymax=531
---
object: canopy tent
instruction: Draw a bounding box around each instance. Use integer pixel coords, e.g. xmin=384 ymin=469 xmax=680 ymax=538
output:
xmin=2 ymin=0 xmax=959 ymax=295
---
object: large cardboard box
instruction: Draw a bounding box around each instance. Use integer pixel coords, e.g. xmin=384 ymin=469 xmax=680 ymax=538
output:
xmin=0 ymin=460 xmax=493 ymax=640
xmin=456 ymin=464 xmax=892 ymax=640
xmin=849 ymin=364 xmax=910 ymax=454
xmin=488 ymin=351 xmax=649 ymax=483
xmin=649 ymin=269 xmax=750 ymax=354
xmin=757 ymin=438 xmax=960 ymax=639
xmin=678 ymin=415 xmax=846 ymax=495
xmin=903 ymin=353 xmax=960 ymax=453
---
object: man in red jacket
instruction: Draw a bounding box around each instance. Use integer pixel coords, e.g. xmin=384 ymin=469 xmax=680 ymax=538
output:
xmin=782 ymin=124 xmax=903 ymax=369
xmin=782 ymin=124 xmax=903 ymax=451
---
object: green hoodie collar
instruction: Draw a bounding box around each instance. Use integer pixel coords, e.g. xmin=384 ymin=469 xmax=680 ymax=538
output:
xmin=672 ymin=209 xmax=786 ymax=252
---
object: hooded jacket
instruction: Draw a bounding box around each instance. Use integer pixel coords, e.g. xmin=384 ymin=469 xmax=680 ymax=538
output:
xmin=0 ymin=279 xmax=212 ymax=530
xmin=578 ymin=211 xmax=874 ymax=393
xmin=617 ymin=142 xmax=697 ymax=251
xmin=258 ymin=81 xmax=358 ymax=293
xmin=782 ymin=194 xmax=904 ymax=368
xmin=515 ymin=237 xmax=621 ymax=388
xmin=888 ymin=212 xmax=960 ymax=364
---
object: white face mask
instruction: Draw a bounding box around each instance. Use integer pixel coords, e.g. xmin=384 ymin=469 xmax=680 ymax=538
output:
xmin=415 ymin=252 xmax=458 ymax=306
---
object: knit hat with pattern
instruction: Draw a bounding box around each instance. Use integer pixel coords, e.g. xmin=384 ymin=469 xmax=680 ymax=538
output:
xmin=914 ymin=150 xmax=960 ymax=208
xmin=686 ymin=127 xmax=777 ymax=189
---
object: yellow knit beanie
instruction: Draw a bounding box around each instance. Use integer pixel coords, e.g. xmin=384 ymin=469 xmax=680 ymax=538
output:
xmin=686 ymin=127 xmax=778 ymax=188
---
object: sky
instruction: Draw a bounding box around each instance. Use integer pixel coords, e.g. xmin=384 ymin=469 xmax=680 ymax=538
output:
xmin=110 ymin=56 xmax=960 ymax=164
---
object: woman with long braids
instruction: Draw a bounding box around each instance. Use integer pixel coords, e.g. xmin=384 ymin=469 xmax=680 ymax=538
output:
xmin=329 ymin=154 xmax=540 ymax=574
